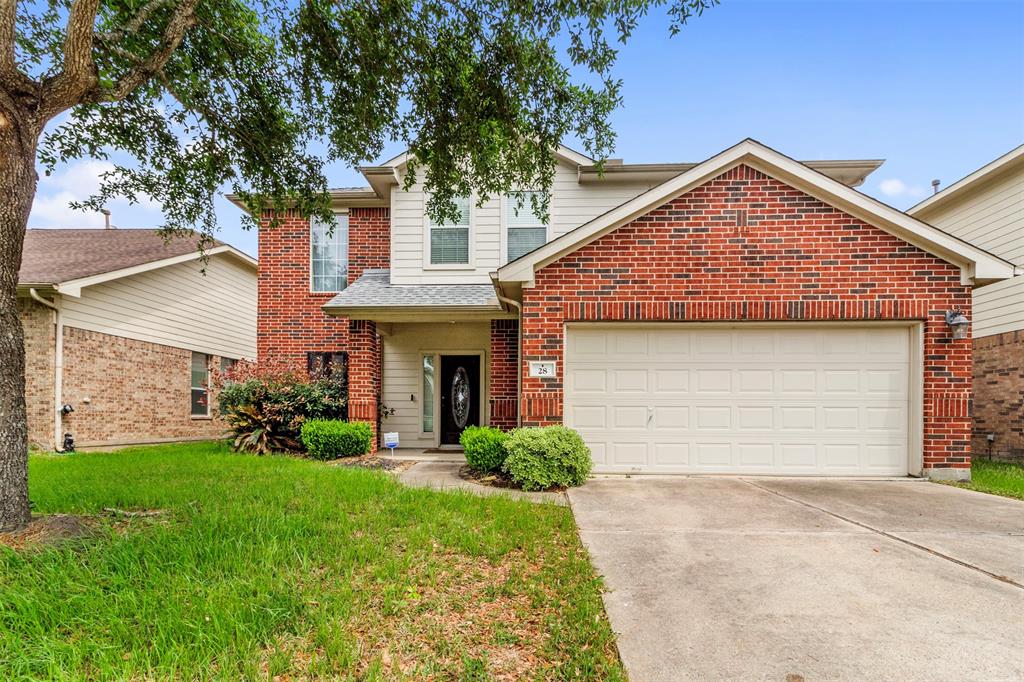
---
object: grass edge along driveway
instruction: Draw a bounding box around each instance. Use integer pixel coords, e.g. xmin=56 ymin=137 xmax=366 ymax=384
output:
xmin=1 ymin=441 xmax=624 ymax=681
xmin=934 ymin=458 xmax=1024 ymax=501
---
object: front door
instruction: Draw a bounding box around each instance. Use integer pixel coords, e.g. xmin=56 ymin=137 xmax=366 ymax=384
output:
xmin=440 ymin=355 xmax=481 ymax=445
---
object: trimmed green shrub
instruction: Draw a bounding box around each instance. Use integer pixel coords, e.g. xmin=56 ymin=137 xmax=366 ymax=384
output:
xmin=459 ymin=426 xmax=509 ymax=472
xmin=502 ymin=426 xmax=592 ymax=491
xmin=301 ymin=420 xmax=373 ymax=460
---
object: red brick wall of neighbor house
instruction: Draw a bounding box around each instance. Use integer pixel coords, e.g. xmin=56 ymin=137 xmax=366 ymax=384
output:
xmin=256 ymin=207 xmax=390 ymax=367
xmin=18 ymin=297 xmax=56 ymax=448
xmin=521 ymin=165 xmax=973 ymax=471
xmin=61 ymin=327 xmax=228 ymax=446
xmin=973 ymin=330 xmax=1024 ymax=460
xmin=489 ymin=319 xmax=519 ymax=429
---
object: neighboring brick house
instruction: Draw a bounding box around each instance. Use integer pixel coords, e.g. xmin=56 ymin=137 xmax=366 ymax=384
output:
xmin=910 ymin=145 xmax=1024 ymax=461
xmin=234 ymin=139 xmax=1014 ymax=480
xmin=17 ymin=229 xmax=257 ymax=450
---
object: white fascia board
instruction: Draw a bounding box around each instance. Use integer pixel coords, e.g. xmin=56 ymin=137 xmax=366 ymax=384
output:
xmin=55 ymin=245 xmax=256 ymax=298
xmin=909 ymin=144 xmax=1024 ymax=217
xmin=498 ymin=139 xmax=1015 ymax=287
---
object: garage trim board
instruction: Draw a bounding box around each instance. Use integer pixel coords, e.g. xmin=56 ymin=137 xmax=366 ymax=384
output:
xmin=563 ymin=322 xmax=924 ymax=476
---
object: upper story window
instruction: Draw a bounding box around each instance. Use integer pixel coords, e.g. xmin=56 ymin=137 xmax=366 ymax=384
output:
xmin=506 ymin=191 xmax=548 ymax=263
xmin=429 ymin=196 xmax=470 ymax=265
xmin=311 ymin=213 xmax=348 ymax=292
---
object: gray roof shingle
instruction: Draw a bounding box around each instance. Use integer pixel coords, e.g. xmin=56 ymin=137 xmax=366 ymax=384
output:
xmin=18 ymin=229 xmax=225 ymax=285
xmin=325 ymin=269 xmax=500 ymax=309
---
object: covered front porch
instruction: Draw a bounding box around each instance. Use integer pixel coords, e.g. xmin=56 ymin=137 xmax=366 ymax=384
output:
xmin=322 ymin=269 xmax=519 ymax=450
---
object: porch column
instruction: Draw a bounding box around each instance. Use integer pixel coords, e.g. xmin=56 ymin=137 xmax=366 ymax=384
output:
xmin=489 ymin=319 xmax=519 ymax=430
xmin=348 ymin=320 xmax=380 ymax=452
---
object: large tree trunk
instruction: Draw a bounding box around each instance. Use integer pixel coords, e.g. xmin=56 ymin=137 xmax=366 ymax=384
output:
xmin=0 ymin=106 xmax=37 ymax=532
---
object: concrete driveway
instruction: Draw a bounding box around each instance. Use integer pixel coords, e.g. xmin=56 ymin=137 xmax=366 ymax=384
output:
xmin=568 ymin=478 xmax=1024 ymax=681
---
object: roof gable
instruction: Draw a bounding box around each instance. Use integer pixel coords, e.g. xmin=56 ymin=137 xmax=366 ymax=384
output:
xmin=908 ymin=144 xmax=1024 ymax=218
xmin=496 ymin=139 xmax=1016 ymax=287
xmin=18 ymin=229 xmax=256 ymax=296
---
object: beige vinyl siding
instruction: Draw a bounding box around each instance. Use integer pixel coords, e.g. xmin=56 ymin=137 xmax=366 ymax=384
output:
xmin=916 ymin=169 xmax=1023 ymax=262
xmin=915 ymin=164 xmax=1023 ymax=337
xmin=381 ymin=322 xmax=490 ymax=448
xmin=973 ymin=276 xmax=1024 ymax=337
xmin=60 ymin=254 xmax=257 ymax=359
xmin=389 ymin=161 xmax=655 ymax=284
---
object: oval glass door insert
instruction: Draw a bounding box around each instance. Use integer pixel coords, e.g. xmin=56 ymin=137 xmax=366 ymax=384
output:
xmin=451 ymin=367 xmax=470 ymax=428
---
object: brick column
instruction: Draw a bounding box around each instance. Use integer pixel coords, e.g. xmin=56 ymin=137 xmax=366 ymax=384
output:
xmin=489 ymin=319 xmax=519 ymax=430
xmin=347 ymin=320 xmax=380 ymax=452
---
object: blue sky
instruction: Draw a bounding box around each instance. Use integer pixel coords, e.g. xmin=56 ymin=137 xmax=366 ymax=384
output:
xmin=28 ymin=0 xmax=1024 ymax=257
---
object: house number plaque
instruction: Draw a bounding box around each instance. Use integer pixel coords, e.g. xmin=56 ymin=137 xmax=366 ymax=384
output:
xmin=529 ymin=361 xmax=556 ymax=378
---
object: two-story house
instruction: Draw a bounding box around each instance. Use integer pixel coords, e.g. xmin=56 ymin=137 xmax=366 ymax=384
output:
xmin=233 ymin=139 xmax=1015 ymax=480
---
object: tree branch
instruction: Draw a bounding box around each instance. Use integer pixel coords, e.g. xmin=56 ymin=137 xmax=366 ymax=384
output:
xmin=0 ymin=0 xmax=16 ymax=76
xmin=96 ymin=0 xmax=176 ymax=44
xmin=0 ymin=0 xmax=38 ymax=99
xmin=38 ymin=0 xmax=100 ymax=120
xmin=90 ymin=0 xmax=198 ymax=103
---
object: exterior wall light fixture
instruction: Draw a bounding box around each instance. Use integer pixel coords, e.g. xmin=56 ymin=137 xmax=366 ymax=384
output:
xmin=944 ymin=308 xmax=970 ymax=340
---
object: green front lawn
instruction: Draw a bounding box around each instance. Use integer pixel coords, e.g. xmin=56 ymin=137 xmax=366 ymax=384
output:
xmin=937 ymin=458 xmax=1024 ymax=500
xmin=0 ymin=442 xmax=623 ymax=680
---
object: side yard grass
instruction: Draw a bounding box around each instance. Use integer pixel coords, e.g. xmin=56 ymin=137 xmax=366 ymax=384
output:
xmin=0 ymin=441 xmax=624 ymax=680
xmin=936 ymin=458 xmax=1024 ymax=500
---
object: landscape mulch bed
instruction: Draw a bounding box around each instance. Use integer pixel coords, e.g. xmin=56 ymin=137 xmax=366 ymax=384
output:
xmin=0 ymin=514 xmax=99 ymax=550
xmin=329 ymin=455 xmax=416 ymax=472
xmin=1 ymin=508 xmax=171 ymax=551
xmin=457 ymin=465 xmax=566 ymax=493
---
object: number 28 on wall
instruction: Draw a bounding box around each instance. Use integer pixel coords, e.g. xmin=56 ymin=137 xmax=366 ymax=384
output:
xmin=529 ymin=361 xmax=556 ymax=378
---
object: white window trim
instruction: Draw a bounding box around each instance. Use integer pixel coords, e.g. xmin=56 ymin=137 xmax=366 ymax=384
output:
xmin=500 ymin=191 xmax=551 ymax=265
xmin=422 ymin=195 xmax=476 ymax=270
xmin=309 ymin=209 xmax=350 ymax=294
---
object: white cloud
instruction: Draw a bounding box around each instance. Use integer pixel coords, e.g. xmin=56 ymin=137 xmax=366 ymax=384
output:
xmin=879 ymin=178 xmax=927 ymax=199
xmin=29 ymin=159 xmax=161 ymax=228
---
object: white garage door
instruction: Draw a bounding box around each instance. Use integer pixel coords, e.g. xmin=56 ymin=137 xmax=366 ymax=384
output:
xmin=564 ymin=325 xmax=911 ymax=476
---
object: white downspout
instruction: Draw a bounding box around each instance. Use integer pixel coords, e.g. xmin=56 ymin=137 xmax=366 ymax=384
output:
xmin=29 ymin=288 xmax=63 ymax=451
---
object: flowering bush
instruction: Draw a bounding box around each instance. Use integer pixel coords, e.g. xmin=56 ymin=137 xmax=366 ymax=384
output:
xmin=217 ymin=362 xmax=347 ymax=455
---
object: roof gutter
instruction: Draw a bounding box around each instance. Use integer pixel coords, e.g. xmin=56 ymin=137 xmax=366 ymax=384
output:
xmin=29 ymin=288 xmax=65 ymax=452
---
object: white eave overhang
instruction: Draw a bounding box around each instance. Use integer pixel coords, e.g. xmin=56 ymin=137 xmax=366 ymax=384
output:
xmin=497 ymin=139 xmax=1016 ymax=290
xmin=577 ymin=158 xmax=884 ymax=188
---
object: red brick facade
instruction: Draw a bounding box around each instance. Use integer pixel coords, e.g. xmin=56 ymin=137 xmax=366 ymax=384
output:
xmin=19 ymin=295 xmax=229 ymax=450
xmin=18 ymin=297 xmax=56 ymax=448
xmin=489 ymin=319 xmax=519 ymax=429
xmin=256 ymin=207 xmax=390 ymax=368
xmin=347 ymin=319 xmax=381 ymax=451
xmin=972 ymin=330 xmax=1024 ymax=460
xmin=520 ymin=165 xmax=973 ymax=472
xmin=257 ymin=207 xmax=391 ymax=447
xmin=61 ymin=327 xmax=229 ymax=447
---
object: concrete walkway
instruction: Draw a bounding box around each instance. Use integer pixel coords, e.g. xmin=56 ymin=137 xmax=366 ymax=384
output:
xmin=568 ymin=477 xmax=1024 ymax=682
xmin=393 ymin=461 xmax=568 ymax=505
